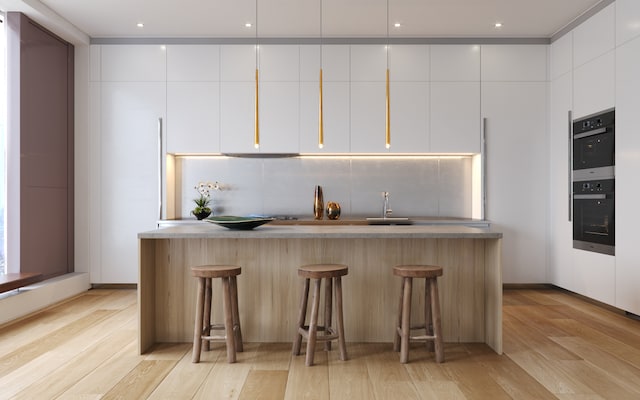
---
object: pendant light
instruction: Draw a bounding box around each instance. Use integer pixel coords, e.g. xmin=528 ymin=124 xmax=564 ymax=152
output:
xmin=253 ymin=1 xmax=259 ymax=149
xmin=385 ymin=0 xmax=391 ymax=149
xmin=318 ymin=0 xmax=324 ymax=149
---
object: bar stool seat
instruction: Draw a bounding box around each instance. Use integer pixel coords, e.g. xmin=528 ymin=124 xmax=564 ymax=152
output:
xmin=191 ymin=265 xmax=243 ymax=363
xmin=292 ymin=264 xmax=348 ymax=366
xmin=393 ymin=265 xmax=444 ymax=363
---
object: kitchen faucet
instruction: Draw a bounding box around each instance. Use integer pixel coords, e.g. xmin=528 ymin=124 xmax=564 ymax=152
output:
xmin=382 ymin=191 xmax=392 ymax=219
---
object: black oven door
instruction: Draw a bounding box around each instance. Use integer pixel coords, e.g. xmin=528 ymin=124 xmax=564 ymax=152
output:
xmin=573 ymin=109 xmax=615 ymax=176
xmin=573 ymin=185 xmax=615 ymax=255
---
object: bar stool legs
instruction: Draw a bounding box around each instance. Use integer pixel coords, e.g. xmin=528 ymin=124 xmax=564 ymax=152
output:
xmin=191 ymin=265 xmax=243 ymax=364
xmin=393 ymin=265 xmax=444 ymax=364
xmin=293 ymin=264 xmax=348 ymax=366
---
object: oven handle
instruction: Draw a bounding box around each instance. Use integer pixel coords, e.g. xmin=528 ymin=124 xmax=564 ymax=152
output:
xmin=574 ymin=127 xmax=608 ymax=139
xmin=573 ymin=194 xmax=607 ymax=200
xmin=568 ymin=110 xmax=572 ymax=222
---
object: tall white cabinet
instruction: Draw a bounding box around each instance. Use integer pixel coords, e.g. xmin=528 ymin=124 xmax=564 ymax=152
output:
xmin=96 ymin=45 xmax=166 ymax=283
xmin=481 ymin=45 xmax=548 ymax=284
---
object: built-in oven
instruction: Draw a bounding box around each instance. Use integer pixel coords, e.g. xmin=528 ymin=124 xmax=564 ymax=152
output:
xmin=573 ymin=109 xmax=615 ymax=181
xmin=573 ymin=179 xmax=615 ymax=255
xmin=572 ymin=109 xmax=615 ymax=255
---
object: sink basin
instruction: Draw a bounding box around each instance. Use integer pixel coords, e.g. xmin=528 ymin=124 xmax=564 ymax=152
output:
xmin=365 ymin=217 xmax=412 ymax=225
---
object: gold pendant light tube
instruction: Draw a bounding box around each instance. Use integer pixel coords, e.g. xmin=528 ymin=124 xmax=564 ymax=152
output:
xmin=319 ymin=68 xmax=324 ymax=148
xmin=254 ymin=68 xmax=260 ymax=149
xmin=385 ymin=68 xmax=390 ymax=149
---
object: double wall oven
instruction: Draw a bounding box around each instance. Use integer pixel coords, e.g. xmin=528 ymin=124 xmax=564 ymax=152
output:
xmin=572 ymin=109 xmax=615 ymax=255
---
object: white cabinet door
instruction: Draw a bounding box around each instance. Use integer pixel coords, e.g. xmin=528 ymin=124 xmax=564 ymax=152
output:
xmin=260 ymin=45 xmax=299 ymax=81
xmin=351 ymin=45 xmax=387 ymax=82
xmin=259 ymin=82 xmax=299 ymax=153
xmin=389 ymin=45 xmax=429 ymax=81
xmin=482 ymin=82 xmax=548 ymax=284
xmin=220 ymin=82 xmax=256 ymax=153
xmin=573 ymin=51 xmax=615 ymax=119
xmin=221 ymin=45 xmax=256 ymax=81
xmin=430 ymin=82 xmax=480 ymax=153
xmin=166 ymin=82 xmax=220 ymax=153
xmin=100 ymin=82 xmax=166 ymax=283
xmin=481 ymin=45 xmax=548 ymax=82
xmin=615 ymin=36 xmax=640 ymax=315
xmin=617 ymin=0 xmax=640 ymax=46
xmin=430 ymin=45 xmax=480 ymax=82
xmin=389 ymin=82 xmax=429 ymax=152
xmin=573 ymin=3 xmax=615 ymax=68
xmin=300 ymin=81 xmax=350 ymax=153
xmin=166 ymin=45 xmax=219 ymax=81
xmin=548 ymin=73 xmax=575 ymax=291
xmin=350 ymin=82 xmax=387 ymax=153
xmin=101 ymin=45 xmax=166 ymax=82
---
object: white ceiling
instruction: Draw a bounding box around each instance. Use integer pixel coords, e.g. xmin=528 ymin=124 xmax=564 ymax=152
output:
xmin=4 ymin=0 xmax=606 ymax=39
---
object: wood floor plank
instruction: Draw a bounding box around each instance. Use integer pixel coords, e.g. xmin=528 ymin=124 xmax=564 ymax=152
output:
xmin=238 ymin=370 xmax=288 ymax=400
xmin=284 ymin=349 xmax=329 ymax=400
xmin=0 ymin=309 xmax=116 ymax=378
xmin=147 ymin=348 xmax=218 ymax=400
xmin=363 ymin=343 xmax=422 ymax=400
xmin=253 ymin=342 xmax=292 ymax=370
xmin=102 ymin=360 xmax=177 ymax=400
xmin=327 ymin=342 xmax=376 ymax=400
xmin=192 ymin=342 xmax=259 ymax=400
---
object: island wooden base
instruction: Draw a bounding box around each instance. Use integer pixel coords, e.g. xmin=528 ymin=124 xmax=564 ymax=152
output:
xmin=139 ymin=237 xmax=502 ymax=354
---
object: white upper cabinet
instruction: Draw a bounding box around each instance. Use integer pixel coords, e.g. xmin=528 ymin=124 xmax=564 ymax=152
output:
xmin=550 ymin=33 xmax=573 ymax=80
xmin=430 ymin=45 xmax=480 ymax=153
xmin=351 ymin=45 xmax=387 ymax=81
xmin=350 ymin=82 xmax=386 ymax=152
xmin=101 ymin=45 xmax=166 ymax=82
xmin=617 ymin=0 xmax=640 ymax=46
xmin=300 ymin=81 xmax=350 ymax=153
xmin=259 ymin=45 xmax=299 ymax=81
xmin=350 ymin=45 xmax=388 ymax=152
xmin=166 ymin=82 xmax=220 ymax=153
xmin=430 ymin=45 xmax=480 ymax=81
xmin=573 ymin=50 xmax=615 ymax=119
xmin=167 ymin=45 xmax=219 ymax=81
xmin=481 ymin=45 xmax=548 ymax=82
xmin=89 ymin=45 xmax=101 ymax=82
xmin=573 ymin=3 xmax=615 ymax=68
xmin=220 ymin=82 xmax=256 ymax=153
xmin=430 ymin=82 xmax=480 ymax=153
xmin=221 ymin=45 xmax=257 ymax=81
xmin=389 ymin=82 xmax=429 ymax=152
xmin=259 ymin=82 xmax=299 ymax=153
xmin=166 ymin=45 xmax=220 ymax=153
xmin=389 ymin=45 xmax=429 ymax=81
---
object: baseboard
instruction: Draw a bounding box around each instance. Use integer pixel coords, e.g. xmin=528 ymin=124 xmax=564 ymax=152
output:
xmin=503 ymin=283 xmax=555 ymax=290
xmin=91 ymin=283 xmax=137 ymax=290
xmin=0 ymin=272 xmax=91 ymax=327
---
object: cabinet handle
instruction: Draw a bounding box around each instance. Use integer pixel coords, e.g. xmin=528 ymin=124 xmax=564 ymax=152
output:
xmin=568 ymin=110 xmax=572 ymax=222
xmin=481 ymin=117 xmax=487 ymax=221
xmin=158 ymin=117 xmax=163 ymax=221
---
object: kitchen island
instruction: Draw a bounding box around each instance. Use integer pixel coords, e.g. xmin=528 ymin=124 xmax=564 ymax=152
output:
xmin=138 ymin=224 xmax=503 ymax=354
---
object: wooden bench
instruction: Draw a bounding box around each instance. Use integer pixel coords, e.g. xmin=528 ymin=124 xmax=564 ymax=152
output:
xmin=0 ymin=272 xmax=44 ymax=294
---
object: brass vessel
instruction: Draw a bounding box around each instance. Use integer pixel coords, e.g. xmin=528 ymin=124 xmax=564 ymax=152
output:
xmin=314 ymin=185 xmax=324 ymax=220
xmin=326 ymin=202 xmax=341 ymax=220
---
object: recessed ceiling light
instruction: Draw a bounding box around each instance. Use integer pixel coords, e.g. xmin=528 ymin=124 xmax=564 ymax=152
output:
xmin=245 ymin=22 xmax=252 ymax=28
xmin=494 ymin=22 xmax=503 ymax=28
xmin=136 ymin=22 xmax=144 ymax=28
xmin=394 ymin=23 xmax=401 ymax=28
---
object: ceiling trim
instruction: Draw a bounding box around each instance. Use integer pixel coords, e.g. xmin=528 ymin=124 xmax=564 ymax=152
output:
xmin=91 ymin=37 xmax=550 ymax=45
xmin=551 ymin=0 xmax=614 ymax=42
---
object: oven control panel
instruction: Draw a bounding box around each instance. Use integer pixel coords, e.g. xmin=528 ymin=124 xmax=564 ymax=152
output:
xmin=574 ymin=179 xmax=614 ymax=194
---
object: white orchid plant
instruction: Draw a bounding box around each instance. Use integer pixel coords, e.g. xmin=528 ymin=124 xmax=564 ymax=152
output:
xmin=192 ymin=181 xmax=221 ymax=217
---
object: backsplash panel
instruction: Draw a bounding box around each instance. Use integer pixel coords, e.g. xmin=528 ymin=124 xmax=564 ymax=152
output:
xmin=174 ymin=156 xmax=472 ymax=219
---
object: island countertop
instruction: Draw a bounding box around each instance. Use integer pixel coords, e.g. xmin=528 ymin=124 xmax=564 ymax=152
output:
xmin=138 ymin=223 xmax=503 ymax=355
xmin=139 ymin=223 xmax=503 ymax=240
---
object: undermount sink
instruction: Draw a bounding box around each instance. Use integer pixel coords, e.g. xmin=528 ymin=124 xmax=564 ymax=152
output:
xmin=365 ymin=217 xmax=412 ymax=225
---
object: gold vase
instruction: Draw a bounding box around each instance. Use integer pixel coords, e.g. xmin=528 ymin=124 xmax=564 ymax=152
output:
xmin=314 ymin=185 xmax=324 ymax=220
xmin=326 ymin=202 xmax=341 ymax=220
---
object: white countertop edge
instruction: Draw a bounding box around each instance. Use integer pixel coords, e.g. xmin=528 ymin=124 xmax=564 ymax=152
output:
xmin=139 ymin=224 xmax=502 ymax=239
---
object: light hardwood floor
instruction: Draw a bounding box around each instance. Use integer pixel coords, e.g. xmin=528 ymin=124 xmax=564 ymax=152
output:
xmin=1 ymin=288 xmax=639 ymax=399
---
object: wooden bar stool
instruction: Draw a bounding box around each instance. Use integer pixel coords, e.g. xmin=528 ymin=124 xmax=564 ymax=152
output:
xmin=393 ymin=265 xmax=444 ymax=363
xmin=292 ymin=264 xmax=348 ymax=366
xmin=191 ymin=265 xmax=243 ymax=363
